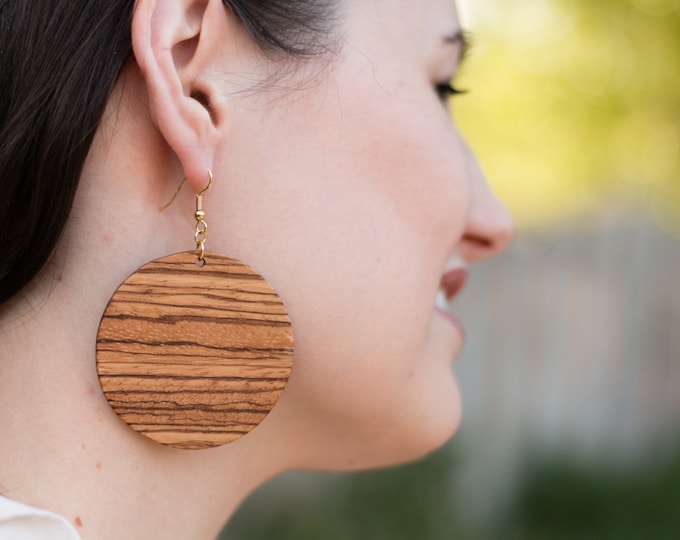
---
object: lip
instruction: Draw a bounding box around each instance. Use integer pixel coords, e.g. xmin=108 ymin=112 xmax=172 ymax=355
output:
xmin=440 ymin=267 xmax=468 ymax=300
xmin=434 ymin=266 xmax=468 ymax=340
xmin=434 ymin=304 xmax=465 ymax=339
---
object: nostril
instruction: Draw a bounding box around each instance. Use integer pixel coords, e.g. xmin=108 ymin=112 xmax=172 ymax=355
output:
xmin=460 ymin=217 xmax=514 ymax=262
xmin=462 ymin=233 xmax=494 ymax=249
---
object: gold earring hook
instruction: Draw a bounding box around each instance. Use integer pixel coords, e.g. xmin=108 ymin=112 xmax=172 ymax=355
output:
xmin=193 ymin=170 xmax=212 ymax=262
xmin=158 ymin=169 xmax=213 ymax=263
xmin=159 ymin=170 xmax=213 ymax=211
xmin=198 ymin=169 xmax=213 ymax=196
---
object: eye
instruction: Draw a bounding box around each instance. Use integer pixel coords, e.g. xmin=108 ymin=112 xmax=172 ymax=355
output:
xmin=435 ymin=81 xmax=467 ymax=102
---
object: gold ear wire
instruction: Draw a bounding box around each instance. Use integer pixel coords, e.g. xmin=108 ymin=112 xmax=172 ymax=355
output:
xmin=159 ymin=170 xmax=213 ymax=211
xmin=197 ymin=169 xmax=213 ymax=196
xmin=158 ymin=170 xmax=213 ymax=262
xmin=159 ymin=177 xmax=187 ymax=211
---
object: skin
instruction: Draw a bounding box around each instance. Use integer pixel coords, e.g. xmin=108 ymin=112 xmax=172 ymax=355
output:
xmin=0 ymin=0 xmax=512 ymax=538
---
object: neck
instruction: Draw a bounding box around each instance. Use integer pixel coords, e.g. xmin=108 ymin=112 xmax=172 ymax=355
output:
xmin=0 ymin=231 xmax=284 ymax=540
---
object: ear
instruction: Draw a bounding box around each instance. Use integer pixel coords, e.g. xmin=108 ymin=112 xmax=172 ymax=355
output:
xmin=132 ymin=0 xmax=228 ymax=191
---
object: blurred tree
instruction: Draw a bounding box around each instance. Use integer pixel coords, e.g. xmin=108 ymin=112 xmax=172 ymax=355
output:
xmin=456 ymin=0 xmax=680 ymax=228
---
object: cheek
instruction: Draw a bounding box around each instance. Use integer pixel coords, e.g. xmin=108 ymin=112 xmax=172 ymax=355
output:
xmin=211 ymin=86 xmax=469 ymax=461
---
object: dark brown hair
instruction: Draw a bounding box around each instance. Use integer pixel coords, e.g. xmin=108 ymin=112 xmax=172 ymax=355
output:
xmin=0 ymin=0 xmax=337 ymax=305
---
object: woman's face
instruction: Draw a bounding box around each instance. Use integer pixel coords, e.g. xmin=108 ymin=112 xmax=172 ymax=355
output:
xmin=208 ymin=0 xmax=513 ymax=468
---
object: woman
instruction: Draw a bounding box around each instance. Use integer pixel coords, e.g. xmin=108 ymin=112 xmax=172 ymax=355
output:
xmin=0 ymin=0 xmax=513 ymax=538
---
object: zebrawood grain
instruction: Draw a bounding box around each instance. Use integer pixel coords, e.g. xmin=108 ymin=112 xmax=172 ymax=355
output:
xmin=96 ymin=251 xmax=293 ymax=449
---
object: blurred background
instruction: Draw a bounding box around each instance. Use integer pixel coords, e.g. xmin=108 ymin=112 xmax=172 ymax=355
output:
xmin=221 ymin=0 xmax=680 ymax=537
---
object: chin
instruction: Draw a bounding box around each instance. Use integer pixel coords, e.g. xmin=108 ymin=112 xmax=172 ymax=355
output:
xmin=336 ymin=379 xmax=463 ymax=472
xmin=281 ymin=352 xmax=463 ymax=472
xmin=392 ymin=379 xmax=463 ymax=465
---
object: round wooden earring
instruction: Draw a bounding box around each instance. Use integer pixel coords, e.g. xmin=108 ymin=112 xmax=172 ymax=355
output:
xmin=96 ymin=251 xmax=293 ymax=450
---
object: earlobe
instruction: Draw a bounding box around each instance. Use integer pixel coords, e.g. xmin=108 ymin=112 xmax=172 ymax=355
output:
xmin=132 ymin=0 xmax=224 ymax=189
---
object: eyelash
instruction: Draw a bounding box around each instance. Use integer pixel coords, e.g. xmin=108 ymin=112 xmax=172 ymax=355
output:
xmin=435 ymin=81 xmax=467 ymax=101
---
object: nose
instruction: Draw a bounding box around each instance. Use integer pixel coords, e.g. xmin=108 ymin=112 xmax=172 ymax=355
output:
xmin=459 ymin=152 xmax=514 ymax=263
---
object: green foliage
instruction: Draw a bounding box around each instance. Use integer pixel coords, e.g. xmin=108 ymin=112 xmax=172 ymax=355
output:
xmin=456 ymin=0 xmax=680 ymax=227
xmin=497 ymin=451 xmax=680 ymax=540
xmin=221 ymin=448 xmax=466 ymax=540
xmin=222 ymin=447 xmax=680 ymax=540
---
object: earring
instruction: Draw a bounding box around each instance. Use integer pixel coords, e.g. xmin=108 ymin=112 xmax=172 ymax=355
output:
xmin=96 ymin=170 xmax=293 ymax=450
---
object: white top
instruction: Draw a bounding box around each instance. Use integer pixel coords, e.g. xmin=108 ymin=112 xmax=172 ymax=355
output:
xmin=0 ymin=496 xmax=80 ymax=540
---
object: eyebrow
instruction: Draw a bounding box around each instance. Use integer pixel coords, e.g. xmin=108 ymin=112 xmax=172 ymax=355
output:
xmin=443 ymin=30 xmax=472 ymax=64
